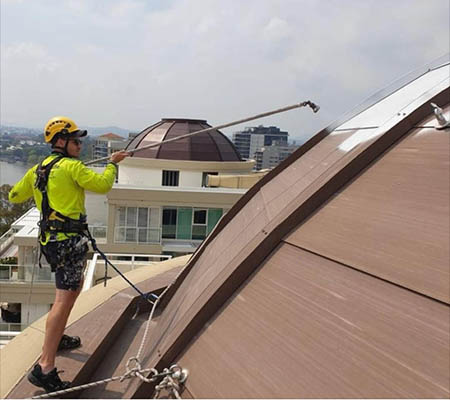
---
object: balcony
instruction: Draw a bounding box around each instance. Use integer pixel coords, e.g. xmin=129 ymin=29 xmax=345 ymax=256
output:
xmin=0 ymin=264 xmax=54 ymax=283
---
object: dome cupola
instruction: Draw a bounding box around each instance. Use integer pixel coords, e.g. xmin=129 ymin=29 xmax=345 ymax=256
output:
xmin=126 ymin=118 xmax=242 ymax=161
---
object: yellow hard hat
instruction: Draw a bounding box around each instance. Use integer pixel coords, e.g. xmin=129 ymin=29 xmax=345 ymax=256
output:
xmin=44 ymin=116 xmax=87 ymax=143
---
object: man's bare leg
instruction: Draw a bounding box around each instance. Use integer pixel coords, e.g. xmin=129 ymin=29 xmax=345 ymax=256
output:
xmin=38 ymin=286 xmax=81 ymax=374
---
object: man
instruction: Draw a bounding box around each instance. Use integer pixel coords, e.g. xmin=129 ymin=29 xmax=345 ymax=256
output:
xmin=9 ymin=116 xmax=130 ymax=392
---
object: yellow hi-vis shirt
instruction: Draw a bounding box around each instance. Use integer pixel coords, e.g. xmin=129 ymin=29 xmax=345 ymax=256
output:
xmin=8 ymin=154 xmax=117 ymax=244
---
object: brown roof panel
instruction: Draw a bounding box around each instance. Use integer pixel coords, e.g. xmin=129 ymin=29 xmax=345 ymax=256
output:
xmin=175 ymin=243 xmax=449 ymax=398
xmin=260 ymin=129 xmax=359 ymax=219
xmin=130 ymin=122 xmax=173 ymax=159
xmin=285 ymin=108 xmax=450 ymax=303
xmin=126 ymin=121 xmax=163 ymax=151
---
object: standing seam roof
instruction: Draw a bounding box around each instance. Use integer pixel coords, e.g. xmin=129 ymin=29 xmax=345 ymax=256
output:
xmin=130 ymin=57 xmax=449 ymax=398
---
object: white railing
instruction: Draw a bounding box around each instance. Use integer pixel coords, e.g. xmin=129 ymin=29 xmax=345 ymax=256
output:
xmin=0 ymin=228 xmax=16 ymax=254
xmin=0 ymin=323 xmax=25 ymax=347
xmin=82 ymin=252 xmax=172 ymax=292
xmin=0 ymin=322 xmax=26 ymax=332
xmin=0 ymin=264 xmax=54 ymax=282
xmin=96 ymin=253 xmax=171 ymax=268
xmin=82 ymin=253 xmax=99 ymax=291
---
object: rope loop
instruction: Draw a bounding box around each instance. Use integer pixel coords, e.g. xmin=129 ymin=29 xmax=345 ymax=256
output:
xmin=135 ymin=368 xmax=159 ymax=383
xmin=120 ymin=356 xmax=141 ymax=381
xmin=125 ymin=356 xmax=142 ymax=373
xmin=123 ymin=357 xmax=159 ymax=383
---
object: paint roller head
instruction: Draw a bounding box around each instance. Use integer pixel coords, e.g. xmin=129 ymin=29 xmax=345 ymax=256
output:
xmin=309 ymin=101 xmax=320 ymax=113
xmin=301 ymin=101 xmax=320 ymax=113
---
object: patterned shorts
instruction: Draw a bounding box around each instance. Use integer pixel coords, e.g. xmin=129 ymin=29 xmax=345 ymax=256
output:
xmin=41 ymin=235 xmax=89 ymax=291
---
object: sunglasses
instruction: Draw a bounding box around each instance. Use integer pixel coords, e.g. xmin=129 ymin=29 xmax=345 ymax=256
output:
xmin=69 ymin=138 xmax=83 ymax=146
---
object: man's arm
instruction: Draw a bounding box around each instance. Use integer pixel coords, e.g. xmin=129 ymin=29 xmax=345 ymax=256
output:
xmin=8 ymin=169 xmax=35 ymax=204
xmin=72 ymin=150 xmax=130 ymax=194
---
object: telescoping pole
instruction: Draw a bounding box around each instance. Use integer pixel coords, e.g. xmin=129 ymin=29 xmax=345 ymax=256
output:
xmin=84 ymin=100 xmax=320 ymax=166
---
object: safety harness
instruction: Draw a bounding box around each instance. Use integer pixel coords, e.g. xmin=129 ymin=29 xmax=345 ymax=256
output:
xmin=34 ymin=155 xmax=88 ymax=243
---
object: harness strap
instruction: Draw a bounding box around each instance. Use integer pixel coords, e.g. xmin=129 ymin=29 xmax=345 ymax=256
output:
xmin=35 ymin=156 xmax=88 ymax=239
xmin=35 ymin=156 xmax=65 ymax=241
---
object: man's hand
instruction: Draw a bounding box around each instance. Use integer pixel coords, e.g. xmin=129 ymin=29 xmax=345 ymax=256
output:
xmin=110 ymin=150 xmax=131 ymax=164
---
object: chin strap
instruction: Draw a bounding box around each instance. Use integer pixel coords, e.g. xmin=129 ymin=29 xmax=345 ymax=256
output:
xmin=51 ymin=143 xmax=69 ymax=157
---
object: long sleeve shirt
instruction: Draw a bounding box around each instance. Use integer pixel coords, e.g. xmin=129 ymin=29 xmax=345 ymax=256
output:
xmin=9 ymin=154 xmax=117 ymax=243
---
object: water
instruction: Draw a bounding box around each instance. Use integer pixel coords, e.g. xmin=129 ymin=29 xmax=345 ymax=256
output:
xmin=0 ymin=161 xmax=108 ymax=225
xmin=0 ymin=161 xmax=31 ymax=185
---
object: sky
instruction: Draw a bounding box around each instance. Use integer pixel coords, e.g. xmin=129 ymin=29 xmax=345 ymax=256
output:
xmin=1 ymin=0 xmax=449 ymax=141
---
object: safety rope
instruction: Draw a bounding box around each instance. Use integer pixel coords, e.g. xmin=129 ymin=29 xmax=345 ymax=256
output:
xmin=30 ymin=364 xmax=186 ymax=399
xmin=30 ymin=284 xmax=188 ymax=399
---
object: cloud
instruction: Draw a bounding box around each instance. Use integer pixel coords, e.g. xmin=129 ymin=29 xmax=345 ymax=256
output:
xmin=1 ymin=0 xmax=449 ymax=139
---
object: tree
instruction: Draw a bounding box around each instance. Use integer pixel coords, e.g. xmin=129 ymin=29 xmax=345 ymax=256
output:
xmin=12 ymin=148 xmax=23 ymax=159
xmin=27 ymin=153 xmax=39 ymax=164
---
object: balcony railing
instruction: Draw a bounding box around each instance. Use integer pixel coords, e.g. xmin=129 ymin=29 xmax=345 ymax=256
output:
xmin=0 ymin=323 xmax=26 ymax=346
xmin=0 ymin=322 xmax=26 ymax=332
xmin=0 ymin=264 xmax=54 ymax=282
xmin=82 ymin=252 xmax=172 ymax=291
xmin=0 ymin=228 xmax=16 ymax=254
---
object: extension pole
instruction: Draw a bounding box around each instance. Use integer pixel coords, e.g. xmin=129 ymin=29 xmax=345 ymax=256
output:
xmin=84 ymin=101 xmax=320 ymax=166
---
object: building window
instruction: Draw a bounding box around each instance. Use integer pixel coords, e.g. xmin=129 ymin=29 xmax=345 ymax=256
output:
xmin=160 ymin=207 xmax=223 ymax=241
xmin=162 ymin=208 xmax=177 ymax=239
xmin=162 ymin=170 xmax=179 ymax=186
xmin=202 ymin=172 xmax=218 ymax=187
xmin=192 ymin=209 xmax=207 ymax=240
xmin=115 ymin=206 xmax=160 ymax=243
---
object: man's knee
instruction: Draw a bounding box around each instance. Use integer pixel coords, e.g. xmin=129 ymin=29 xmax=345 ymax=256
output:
xmin=54 ymin=289 xmax=80 ymax=307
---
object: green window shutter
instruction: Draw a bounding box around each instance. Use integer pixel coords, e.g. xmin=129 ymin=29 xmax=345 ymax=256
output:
xmin=207 ymin=209 xmax=223 ymax=235
xmin=177 ymin=208 xmax=193 ymax=239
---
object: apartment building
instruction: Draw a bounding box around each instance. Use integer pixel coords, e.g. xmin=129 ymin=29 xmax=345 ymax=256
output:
xmin=254 ymin=143 xmax=300 ymax=170
xmin=232 ymin=125 xmax=288 ymax=159
xmin=92 ymin=133 xmax=127 ymax=165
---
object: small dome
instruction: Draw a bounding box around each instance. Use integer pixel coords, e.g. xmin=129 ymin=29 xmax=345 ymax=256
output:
xmin=126 ymin=118 xmax=242 ymax=161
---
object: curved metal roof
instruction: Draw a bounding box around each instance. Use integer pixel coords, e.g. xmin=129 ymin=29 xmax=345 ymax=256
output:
xmin=133 ymin=57 xmax=449 ymax=398
xmin=126 ymin=118 xmax=242 ymax=162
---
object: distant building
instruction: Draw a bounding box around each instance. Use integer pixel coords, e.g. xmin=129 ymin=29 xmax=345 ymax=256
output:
xmin=128 ymin=132 xmax=139 ymax=140
xmin=232 ymin=125 xmax=288 ymax=159
xmin=92 ymin=133 xmax=127 ymax=165
xmin=254 ymin=143 xmax=300 ymax=170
